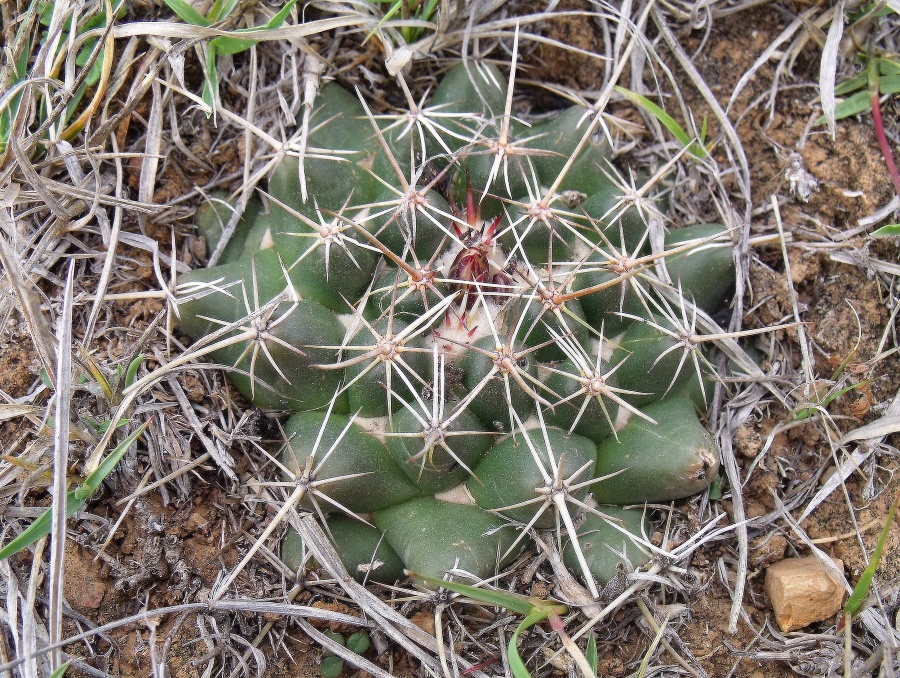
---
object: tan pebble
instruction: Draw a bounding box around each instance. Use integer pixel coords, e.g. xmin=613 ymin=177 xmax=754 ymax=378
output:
xmin=765 ymin=556 xmax=844 ymax=632
xmin=75 ymin=581 xmax=107 ymax=610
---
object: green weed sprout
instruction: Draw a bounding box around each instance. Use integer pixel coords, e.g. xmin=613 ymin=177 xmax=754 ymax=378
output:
xmin=318 ymin=631 xmax=371 ymax=678
xmin=871 ymin=224 xmax=900 ymax=236
xmin=367 ymin=0 xmax=440 ymax=45
xmin=0 ymin=420 xmax=150 ymax=561
xmin=162 ymin=0 xmax=300 ymax=112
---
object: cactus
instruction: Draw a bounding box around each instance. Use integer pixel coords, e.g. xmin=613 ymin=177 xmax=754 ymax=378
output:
xmin=176 ymin=62 xmax=736 ymax=595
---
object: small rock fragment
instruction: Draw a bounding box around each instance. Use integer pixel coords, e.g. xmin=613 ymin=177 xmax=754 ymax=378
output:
xmin=765 ymin=556 xmax=844 ymax=632
xmin=74 ymin=581 xmax=108 ymax=610
xmin=784 ymin=151 xmax=818 ymax=202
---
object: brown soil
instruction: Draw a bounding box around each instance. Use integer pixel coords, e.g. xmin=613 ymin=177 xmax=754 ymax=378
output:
xmin=0 ymin=319 xmax=40 ymax=397
xmin=1 ymin=3 xmax=898 ymax=678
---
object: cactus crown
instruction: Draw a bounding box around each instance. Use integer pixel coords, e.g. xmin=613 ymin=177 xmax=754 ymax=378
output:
xmin=178 ymin=58 xmax=736 ymax=596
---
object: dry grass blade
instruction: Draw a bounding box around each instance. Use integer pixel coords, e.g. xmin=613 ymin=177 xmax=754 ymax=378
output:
xmin=819 ymin=0 xmax=845 ymax=139
xmin=47 ymin=261 xmax=75 ymax=671
xmin=82 ymin=138 xmax=126 ymax=341
xmin=139 ymin=78 xmax=164 ymax=212
xmin=24 ymin=538 xmax=49 ymax=678
xmin=162 ymin=366 xmax=237 ymax=480
xmin=111 ymin=15 xmax=369 ymax=41
xmin=798 ymin=448 xmax=873 ymax=524
xmin=0 ymin=404 xmax=43 ymax=422
xmin=651 ymin=8 xmax=751 ymax=207
xmin=9 ymin=139 xmax=71 ymax=218
xmin=0 ymin=600 xmax=370 ymax=675
xmin=726 ymin=8 xmax=813 ymax=113
xmin=0 ymin=225 xmax=57 ymax=385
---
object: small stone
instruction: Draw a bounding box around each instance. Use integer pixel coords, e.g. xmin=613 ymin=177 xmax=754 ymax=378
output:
xmin=63 ymin=543 xmax=108 ymax=610
xmin=75 ymin=581 xmax=107 ymax=610
xmin=765 ymin=556 xmax=845 ymax=632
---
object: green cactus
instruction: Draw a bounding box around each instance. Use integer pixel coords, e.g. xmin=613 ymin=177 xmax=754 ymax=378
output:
xmin=176 ymin=62 xmax=735 ymax=592
xmin=563 ymin=505 xmax=651 ymax=585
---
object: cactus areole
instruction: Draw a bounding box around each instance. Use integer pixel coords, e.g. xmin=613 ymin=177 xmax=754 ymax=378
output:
xmin=178 ymin=63 xmax=732 ymax=591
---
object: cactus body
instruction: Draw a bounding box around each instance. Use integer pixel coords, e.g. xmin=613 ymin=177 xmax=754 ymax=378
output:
xmin=562 ymin=505 xmax=650 ymax=585
xmin=458 ymin=336 xmax=538 ymax=428
xmin=609 ymin=314 xmax=694 ymax=407
xmin=542 ymin=358 xmax=618 ymax=443
xmin=374 ymin=497 xmax=519 ymax=581
xmin=280 ymin=412 xmax=424 ymax=513
xmin=594 ymin=395 xmax=720 ymax=504
xmin=528 ymin=106 xmax=612 ymax=195
xmin=663 ymin=222 xmax=736 ymax=312
xmin=467 ymin=427 xmax=596 ymax=528
xmin=176 ymin=62 xmax=733 ymax=590
xmin=385 ymin=405 xmax=493 ymax=495
xmin=282 ymin=518 xmax=405 ymax=584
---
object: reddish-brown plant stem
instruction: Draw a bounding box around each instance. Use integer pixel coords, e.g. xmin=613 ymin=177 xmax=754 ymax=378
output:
xmin=870 ymin=87 xmax=900 ymax=198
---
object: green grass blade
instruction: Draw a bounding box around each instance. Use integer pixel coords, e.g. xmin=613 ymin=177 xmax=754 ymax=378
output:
xmin=0 ymin=421 xmax=149 ymax=561
xmin=364 ymin=0 xmax=405 ymax=44
xmin=0 ymin=501 xmax=55 ymax=561
xmin=263 ymin=0 xmax=300 ymax=30
xmin=405 ymin=571 xmax=566 ymax=616
xmin=508 ymin=611 xmax=548 ymax=678
xmin=833 ymin=71 xmax=868 ymax=96
xmin=614 ymin=86 xmax=709 ymax=159
xmin=76 ymin=420 xmax=150 ymax=498
xmin=406 ymin=570 xmax=568 ymax=676
xmin=163 ymin=0 xmax=210 ymax=26
xmin=871 ymin=224 xmax=900 ymax=237
xmin=211 ymin=0 xmax=300 ymax=55
xmin=829 ymin=90 xmax=872 ymax=121
xmin=210 ymin=36 xmax=258 ymax=56
xmin=877 ymin=57 xmax=900 ymax=77
xmin=793 ymin=380 xmax=874 ymax=421
xmin=201 ymin=45 xmax=219 ymax=113
xmin=635 ymin=613 xmax=670 ymax=678
xmin=586 ymin=633 xmax=598 ymax=675
xmin=877 ymin=74 xmax=900 ymax=95
xmin=124 ymin=356 xmax=144 ymax=390
xmin=48 ymin=660 xmax=71 ymax=678
xmin=844 ymin=489 xmax=900 ymax=617
xmin=208 ymin=0 xmax=240 ymax=22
